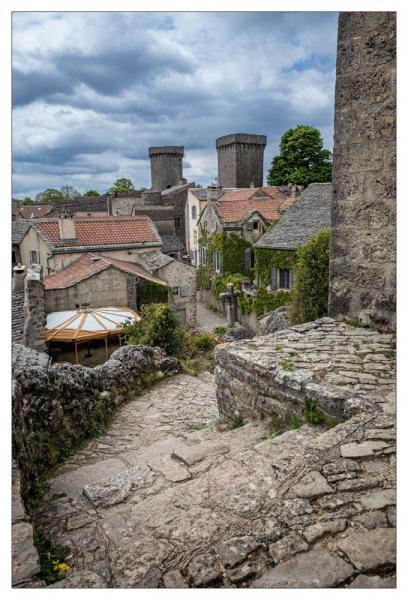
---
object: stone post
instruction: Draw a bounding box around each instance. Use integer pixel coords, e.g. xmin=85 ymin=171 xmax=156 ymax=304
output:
xmin=219 ymin=283 xmax=241 ymax=328
xmin=23 ymin=268 xmax=47 ymax=352
xmin=12 ymin=264 xmax=26 ymax=293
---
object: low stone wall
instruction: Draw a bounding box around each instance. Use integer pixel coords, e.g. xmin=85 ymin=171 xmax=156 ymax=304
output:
xmin=215 ymin=318 xmax=395 ymax=423
xmin=12 ymin=345 xmax=180 ymax=501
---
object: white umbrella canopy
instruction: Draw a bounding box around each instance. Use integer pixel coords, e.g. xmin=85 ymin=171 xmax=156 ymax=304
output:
xmin=45 ymin=306 xmax=140 ymax=342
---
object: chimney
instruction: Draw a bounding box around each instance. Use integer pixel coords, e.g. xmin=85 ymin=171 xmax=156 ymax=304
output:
xmin=206 ymin=186 xmax=223 ymax=202
xmin=59 ymin=210 xmax=77 ymax=242
xmin=12 ymin=263 xmax=26 ymax=293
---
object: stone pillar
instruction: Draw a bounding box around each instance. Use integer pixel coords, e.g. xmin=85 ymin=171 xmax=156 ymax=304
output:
xmin=23 ymin=269 xmax=47 ymax=352
xmin=329 ymin=12 xmax=396 ymax=331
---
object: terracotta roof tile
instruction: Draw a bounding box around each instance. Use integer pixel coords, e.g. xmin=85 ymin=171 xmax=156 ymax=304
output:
xmin=35 ymin=215 xmax=162 ymax=249
xmin=43 ymin=253 xmax=167 ymax=290
xmin=216 ymin=186 xmax=294 ymax=223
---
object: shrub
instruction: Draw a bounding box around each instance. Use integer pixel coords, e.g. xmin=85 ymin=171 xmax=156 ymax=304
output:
xmin=123 ymin=303 xmax=186 ymax=357
xmin=213 ymin=325 xmax=227 ymax=335
xmin=188 ymin=333 xmax=218 ymax=354
xmin=303 ymin=397 xmax=325 ymax=425
xmin=289 ymin=229 xmax=330 ymax=325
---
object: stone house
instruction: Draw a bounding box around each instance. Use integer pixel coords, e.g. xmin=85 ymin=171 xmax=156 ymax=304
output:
xmin=185 ymin=187 xmax=225 ymax=265
xmin=19 ymin=214 xmax=163 ymax=276
xmin=43 ymin=253 xmax=168 ymax=314
xmin=254 ymin=183 xmax=332 ymax=291
xmin=138 ymin=251 xmax=197 ymax=325
xmin=12 ymin=219 xmax=32 ymax=267
xmin=197 ymin=186 xmax=294 ymax=275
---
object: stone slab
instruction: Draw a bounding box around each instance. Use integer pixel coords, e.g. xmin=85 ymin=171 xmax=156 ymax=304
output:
xmin=360 ymin=488 xmax=396 ymax=510
xmin=252 ymin=548 xmax=354 ymax=588
xmin=340 ymin=440 xmax=391 ymax=458
xmin=83 ymin=465 xmax=154 ymax=508
xmin=288 ymin=471 xmax=333 ymax=499
xmin=337 ymin=528 xmax=396 ymax=571
xmin=347 ymin=574 xmax=396 ymax=588
xmin=50 ymin=458 xmax=127 ymax=498
xmin=173 ymin=441 xmax=230 ymax=466
xmin=12 ymin=522 xmax=40 ymax=586
xmin=215 ymin=535 xmax=260 ymax=568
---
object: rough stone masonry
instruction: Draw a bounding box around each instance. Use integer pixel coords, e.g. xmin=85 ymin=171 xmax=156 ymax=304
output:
xmin=329 ymin=12 xmax=396 ymax=331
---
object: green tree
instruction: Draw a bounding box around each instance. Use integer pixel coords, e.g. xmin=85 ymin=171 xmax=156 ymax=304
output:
xmin=123 ymin=303 xmax=186 ymax=357
xmin=289 ymin=229 xmax=330 ymax=325
xmin=21 ymin=197 xmax=34 ymax=205
xmin=267 ymin=125 xmax=332 ymax=186
xmin=83 ymin=190 xmax=100 ymax=197
xmin=108 ymin=178 xmax=136 ymax=195
xmin=37 ymin=189 xmax=68 ymax=204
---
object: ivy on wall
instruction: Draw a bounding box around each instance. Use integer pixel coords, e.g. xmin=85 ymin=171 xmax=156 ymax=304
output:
xmin=238 ymin=288 xmax=292 ymax=318
xmin=254 ymin=248 xmax=297 ymax=287
xmin=137 ymin=280 xmax=169 ymax=309
xmin=200 ymin=232 xmax=253 ymax=277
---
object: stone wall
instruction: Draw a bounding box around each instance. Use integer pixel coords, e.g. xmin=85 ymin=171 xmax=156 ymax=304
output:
xmin=158 ymin=259 xmax=197 ymax=325
xmin=329 ymin=12 xmax=396 ymax=331
xmin=12 ymin=345 xmax=179 ymax=501
xmin=45 ymin=267 xmax=130 ymax=313
xmin=23 ymin=272 xmax=46 ymax=353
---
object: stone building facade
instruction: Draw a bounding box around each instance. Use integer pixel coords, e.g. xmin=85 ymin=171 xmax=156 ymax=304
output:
xmin=329 ymin=12 xmax=396 ymax=331
xmin=216 ymin=133 xmax=267 ymax=188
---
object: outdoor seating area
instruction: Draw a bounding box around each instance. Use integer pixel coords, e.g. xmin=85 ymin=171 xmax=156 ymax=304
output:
xmin=44 ymin=306 xmax=140 ymax=364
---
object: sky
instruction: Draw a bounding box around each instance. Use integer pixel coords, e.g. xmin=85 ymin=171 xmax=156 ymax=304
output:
xmin=12 ymin=11 xmax=339 ymax=199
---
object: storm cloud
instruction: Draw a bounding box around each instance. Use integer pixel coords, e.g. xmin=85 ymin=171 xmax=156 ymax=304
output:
xmin=12 ymin=11 xmax=338 ymax=198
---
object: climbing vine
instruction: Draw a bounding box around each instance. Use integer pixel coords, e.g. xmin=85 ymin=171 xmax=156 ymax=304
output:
xmin=199 ymin=232 xmax=253 ymax=277
xmin=254 ymin=248 xmax=297 ymax=287
xmin=238 ymin=288 xmax=292 ymax=318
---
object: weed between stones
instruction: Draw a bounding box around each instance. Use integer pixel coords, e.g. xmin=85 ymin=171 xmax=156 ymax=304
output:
xmin=280 ymin=360 xmax=295 ymax=371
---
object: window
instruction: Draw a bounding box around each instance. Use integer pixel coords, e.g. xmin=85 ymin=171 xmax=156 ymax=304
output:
xmin=193 ymin=230 xmax=198 ymax=246
xmin=253 ymin=220 xmax=259 ymax=230
xmin=203 ymin=221 xmax=208 ymax=230
xmin=213 ymin=251 xmax=221 ymax=273
xmin=279 ymin=268 xmax=291 ymax=290
xmin=244 ymin=247 xmax=253 ymax=271
xmin=191 ymin=205 xmax=197 ymax=220
xmin=175 ymin=216 xmax=182 ymax=229
xmin=271 ymin=267 xmax=294 ymax=291
xmin=29 ymin=250 xmax=40 ymax=265
xmin=199 ymin=247 xmax=206 ymax=266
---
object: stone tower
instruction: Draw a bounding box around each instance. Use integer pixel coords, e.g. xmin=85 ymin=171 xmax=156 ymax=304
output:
xmin=149 ymin=146 xmax=184 ymax=192
xmin=216 ymin=133 xmax=267 ymax=188
xmin=329 ymin=12 xmax=396 ymax=331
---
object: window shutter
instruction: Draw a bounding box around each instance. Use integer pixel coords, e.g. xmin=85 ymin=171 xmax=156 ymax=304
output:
xmin=290 ymin=269 xmax=296 ymax=289
xmin=180 ymin=286 xmax=189 ymax=298
xmin=271 ymin=267 xmax=278 ymax=291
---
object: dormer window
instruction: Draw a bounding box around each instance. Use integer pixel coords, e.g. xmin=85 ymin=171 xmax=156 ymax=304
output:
xmin=253 ymin=220 xmax=259 ymax=230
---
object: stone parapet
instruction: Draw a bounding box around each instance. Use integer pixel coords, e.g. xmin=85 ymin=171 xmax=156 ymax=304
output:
xmin=215 ymin=318 xmax=395 ymax=423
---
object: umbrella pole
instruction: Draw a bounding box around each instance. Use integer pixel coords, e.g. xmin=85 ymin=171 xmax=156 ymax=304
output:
xmin=105 ymin=336 xmax=109 ymax=361
xmin=74 ymin=342 xmax=79 ymax=364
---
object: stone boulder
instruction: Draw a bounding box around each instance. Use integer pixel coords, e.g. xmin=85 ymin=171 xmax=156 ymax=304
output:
xmin=258 ymin=307 xmax=289 ymax=335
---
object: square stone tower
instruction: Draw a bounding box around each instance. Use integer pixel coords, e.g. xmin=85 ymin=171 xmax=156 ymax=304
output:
xmin=216 ymin=133 xmax=267 ymax=188
xmin=329 ymin=12 xmax=396 ymax=331
xmin=149 ymin=146 xmax=184 ymax=191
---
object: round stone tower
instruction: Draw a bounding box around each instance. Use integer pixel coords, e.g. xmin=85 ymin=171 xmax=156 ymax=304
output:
xmin=148 ymin=146 xmax=184 ymax=192
xmin=216 ymin=133 xmax=267 ymax=188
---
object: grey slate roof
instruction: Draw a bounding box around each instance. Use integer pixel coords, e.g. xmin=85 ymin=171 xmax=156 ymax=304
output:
xmin=12 ymin=219 xmax=33 ymax=245
xmin=190 ymin=188 xmax=208 ymax=200
xmin=138 ymin=251 xmax=175 ymax=272
xmin=255 ymin=183 xmax=332 ymax=251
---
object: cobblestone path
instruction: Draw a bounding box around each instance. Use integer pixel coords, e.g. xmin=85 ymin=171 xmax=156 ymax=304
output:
xmin=196 ymin=302 xmax=227 ymax=332
xmin=35 ymin=350 xmax=396 ymax=588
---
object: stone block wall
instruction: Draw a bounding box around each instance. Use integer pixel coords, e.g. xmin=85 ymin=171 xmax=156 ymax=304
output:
xmin=329 ymin=12 xmax=396 ymax=331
